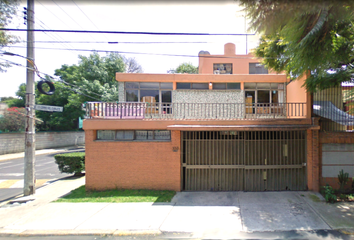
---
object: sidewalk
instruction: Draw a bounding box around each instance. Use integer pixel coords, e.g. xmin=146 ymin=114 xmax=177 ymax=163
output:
xmin=0 ymin=146 xmax=85 ymax=162
xmin=0 ymin=174 xmax=353 ymax=238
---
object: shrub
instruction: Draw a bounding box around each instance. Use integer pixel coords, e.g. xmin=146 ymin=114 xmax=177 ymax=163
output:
xmin=321 ymin=185 xmax=337 ymax=203
xmin=338 ymin=169 xmax=349 ymax=193
xmin=54 ymin=152 xmax=85 ymax=175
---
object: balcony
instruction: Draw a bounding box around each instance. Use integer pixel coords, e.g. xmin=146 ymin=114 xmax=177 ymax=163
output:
xmin=85 ymin=102 xmax=307 ymax=120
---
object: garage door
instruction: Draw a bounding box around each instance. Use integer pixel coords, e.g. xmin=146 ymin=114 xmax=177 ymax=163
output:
xmin=181 ymin=131 xmax=307 ymax=191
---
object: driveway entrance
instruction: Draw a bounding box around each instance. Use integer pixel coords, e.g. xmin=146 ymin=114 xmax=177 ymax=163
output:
xmin=161 ymin=191 xmax=329 ymax=232
xmin=181 ymin=131 xmax=307 ymax=191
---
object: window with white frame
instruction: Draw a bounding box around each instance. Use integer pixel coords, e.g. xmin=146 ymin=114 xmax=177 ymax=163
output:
xmin=244 ymin=83 xmax=284 ymax=104
xmin=96 ymin=130 xmax=171 ymax=141
xmin=125 ymin=82 xmax=172 ymax=104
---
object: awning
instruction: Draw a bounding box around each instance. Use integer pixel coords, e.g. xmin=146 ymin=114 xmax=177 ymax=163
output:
xmin=313 ymin=101 xmax=354 ymax=126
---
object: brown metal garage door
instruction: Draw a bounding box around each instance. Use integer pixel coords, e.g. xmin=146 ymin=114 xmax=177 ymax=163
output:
xmin=181 ymin=131 xmax=307 ymax=191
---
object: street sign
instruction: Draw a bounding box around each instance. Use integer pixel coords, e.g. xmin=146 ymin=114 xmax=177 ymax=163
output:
xmin=34 ymin=105 xmax=63 ymax=112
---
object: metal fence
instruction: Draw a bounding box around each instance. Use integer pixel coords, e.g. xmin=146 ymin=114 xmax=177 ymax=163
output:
xmin=85 ymin=102 xmax=307 ymax=120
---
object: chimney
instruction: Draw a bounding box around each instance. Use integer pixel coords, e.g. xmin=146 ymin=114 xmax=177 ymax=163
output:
xmin=224 ymin=43 xmax=236 ymax=55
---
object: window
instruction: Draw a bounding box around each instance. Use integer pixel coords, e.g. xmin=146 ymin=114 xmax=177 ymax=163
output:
xmin=125 ymin=82 xmax=173 ymax=103
xmin=249 ymin=63 xmax=268 ymax=74
xmin=213 ymin=63 xmax=232 ymax=74
xmin=96 ymin=130 xmax=171 ymax=141
xmin=244 ymin=83 xmax=284 ymax=104
xmin=213 ymin=83 xmax=240 ymax=90
xmin=176 ymin=83 xmax=209 ymax=90
xmin=244 ymin=83 xmax=285 ymax=114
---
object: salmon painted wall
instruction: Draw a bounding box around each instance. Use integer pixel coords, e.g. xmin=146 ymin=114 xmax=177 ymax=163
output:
xmin=198 ymin=43 xmax=278 ymax=75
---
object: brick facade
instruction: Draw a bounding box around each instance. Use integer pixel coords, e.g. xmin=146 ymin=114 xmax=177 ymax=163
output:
xmin=85 ymin=130 xmax=181 ymax=191
xmin=307 ymin=129 xmax=320 ymax=192
xmin=319 ymin=132 xmax=354 ymax=189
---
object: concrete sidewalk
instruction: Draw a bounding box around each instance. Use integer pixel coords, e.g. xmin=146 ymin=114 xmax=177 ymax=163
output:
xmin=0 ymin=175 xmax=353 ymax=238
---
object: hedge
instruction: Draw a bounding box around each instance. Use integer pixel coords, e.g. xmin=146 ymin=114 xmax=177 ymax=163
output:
xmin=54 ymin=152 xmax=85 ymax=175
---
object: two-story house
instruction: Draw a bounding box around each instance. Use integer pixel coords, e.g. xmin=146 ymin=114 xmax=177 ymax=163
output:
xmin=83 ymin=43 xmax=323 ymax=192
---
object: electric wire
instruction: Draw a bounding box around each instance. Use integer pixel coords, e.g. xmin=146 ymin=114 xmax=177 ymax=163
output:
xmin=7 ymin=45 xmax=266 ymax=59
xmin=71 ymin=0 xmax=109 ymax=41
xmin=0 ymin=28 xmax=256 ymax=36
xmin=51 ymin=0 xmax=97 ymax=41
xmin=20 ymin=41 xmax=210 ymax=44
xmin=36 ymin=0 xmax=74 ymax=31
xmin=0 ymin=58 xmax=102 ymax=101
xmin=34 ymin=16 xmax=78 ymax=54
xmin=36 ymin=0 xmax=96 ymax=48
xmin=0 ymin=56 xmax=107 ymax=99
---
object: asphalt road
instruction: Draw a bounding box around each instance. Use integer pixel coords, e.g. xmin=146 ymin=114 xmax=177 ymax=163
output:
xmin=0 ymin=150 xmax=84 ymax=202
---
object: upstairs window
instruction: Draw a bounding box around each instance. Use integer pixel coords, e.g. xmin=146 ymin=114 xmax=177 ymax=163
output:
xmin=249 ymin=63 xmax=268 ymax=74
xmin=125 ymin=82 xmax=173 ymax=103
xmin=176 ymin=83 xmax=209 ymax=90
xmin=213 ymin=83 xmax=240 ymax=90
xmin=213 ymin=63 xmax=232 ymax=74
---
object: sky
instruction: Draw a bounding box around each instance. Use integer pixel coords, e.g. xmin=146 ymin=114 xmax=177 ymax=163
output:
xmin=0 ymin=0 xmax=260 ymax=98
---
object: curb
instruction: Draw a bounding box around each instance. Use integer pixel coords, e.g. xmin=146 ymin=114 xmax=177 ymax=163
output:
xmin=0 ymin=146 xmax=85 ymax=162
xmin=0 ymin=229 xmax=162 ymax=237
xmin=338 ymin=228 xmax=354 ymax=235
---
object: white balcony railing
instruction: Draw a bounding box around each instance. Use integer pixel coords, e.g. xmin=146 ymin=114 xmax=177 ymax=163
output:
xmin=85 ymin=102 xmax=307 ymax=120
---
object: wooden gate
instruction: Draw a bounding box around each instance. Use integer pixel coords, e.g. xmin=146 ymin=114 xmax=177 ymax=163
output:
xmin=181 ymin=131 xmax=307 ymax=191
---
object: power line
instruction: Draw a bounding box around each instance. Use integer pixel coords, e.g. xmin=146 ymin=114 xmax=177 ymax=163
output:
xmin=51 ymin=0 xmax=97 ymax=41
xmin=71 ymin=0 xmax=109 ymax=41
xmin=0 ymin=58 xmax=102 ymax=101
xmin=0 ymin=28 xmax=256 ymax=36
xmin=34 ymin=16 xmax=78 ymax=55
xmin=36 ymin=0 xmax=73 ymax=31
xmin=7 ymin=46 xmax=263 ymax=59
xmin=19 ymin=41 xmax=211 ymax=44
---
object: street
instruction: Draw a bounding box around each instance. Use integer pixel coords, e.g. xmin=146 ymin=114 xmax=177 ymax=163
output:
xmin=0 ymin=230 xmax=352 ymax=240
xmin=0 ymin=150 xmax=84 ymax=202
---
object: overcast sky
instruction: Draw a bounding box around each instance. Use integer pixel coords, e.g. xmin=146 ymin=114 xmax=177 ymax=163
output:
xmin=0 ymin=0 xmax=260 ymax=98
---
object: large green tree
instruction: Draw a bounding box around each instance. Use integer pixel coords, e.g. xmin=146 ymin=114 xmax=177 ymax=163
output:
xmin=169 ymin=62 xmax=198 ymax=74
xmin=0 ymin=0 xmax=20 ymax=72
xmin=240 ymin=0 xmax=354 ymax=91
xmin=10 ymin=52 xmax=140 ymax=131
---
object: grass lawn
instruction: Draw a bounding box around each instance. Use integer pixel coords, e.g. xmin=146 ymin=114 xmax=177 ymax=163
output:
xmin=55 ymin=186 xmax=176 ymax=203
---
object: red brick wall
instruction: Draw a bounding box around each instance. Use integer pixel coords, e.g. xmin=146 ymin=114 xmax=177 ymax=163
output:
xmin=307 ymin=129 xmax=320 ymax=191
xmin=319 ymin=132 xmax=354 ymax=189
xmin=85 ymin=130 xmax=181 ymax=191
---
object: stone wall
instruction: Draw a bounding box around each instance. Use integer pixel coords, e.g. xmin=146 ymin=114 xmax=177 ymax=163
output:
xmin=172 ymin=90 xmax=244 ymax=119
xmin=0 ymin=131 xmax=85 ymax=155
xmin=118 ymin=82 xmax=125 ymax=102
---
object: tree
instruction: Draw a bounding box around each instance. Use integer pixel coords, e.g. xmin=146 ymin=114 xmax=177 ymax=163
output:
xmin=0 ymin=107 xmax=29 ymax=132
xmin=123 ymin=57 xmax=143 ymax=73
xmin=240 ymin=0 xmax=354 ymax=91
xmin=0 ymin=0 xmax=20 ymax=72
xmin=35 ymin=52 xmax=138 ymax=131
xmin=169 ymin=62 xmax=198 ymax=74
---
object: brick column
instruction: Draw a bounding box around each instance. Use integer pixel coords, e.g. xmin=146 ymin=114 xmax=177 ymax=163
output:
xmin=307 ymin=129 xmax=320 ymax=191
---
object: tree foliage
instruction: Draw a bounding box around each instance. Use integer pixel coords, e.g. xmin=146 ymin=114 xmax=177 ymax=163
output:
xmin=123 ymin=57 xmax=143 ymax=73
xmin=0 ymin=0 xmax=20 ymax=72
xmin=169 ymin=62 xmax=198 ymax=74
xmin=240 ymin=0 xmax=354 ymax=91
xmin=0 ymin=107 xmax=28 ymax=132
xmin=26 ymin=52 xmax=138 ymax=131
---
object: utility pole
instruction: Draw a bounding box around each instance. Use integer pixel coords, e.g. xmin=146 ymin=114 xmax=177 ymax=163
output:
xmin=24 ymin=0 xmax=35 ymax=196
